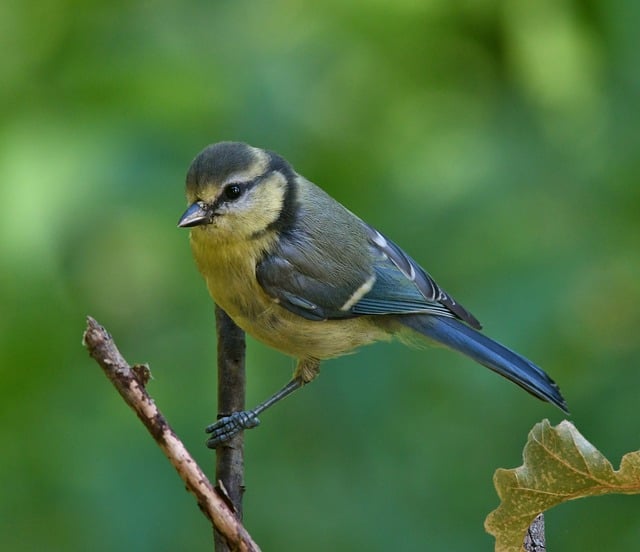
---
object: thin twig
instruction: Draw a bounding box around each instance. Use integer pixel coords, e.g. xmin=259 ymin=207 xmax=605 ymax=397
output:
xmin=524 ymin=514 xmax=545 ymax=551
xmin=213 ymin=306 xmax=247 ymax=551
xmin=82 ymin=316 xmax=260 ymax=552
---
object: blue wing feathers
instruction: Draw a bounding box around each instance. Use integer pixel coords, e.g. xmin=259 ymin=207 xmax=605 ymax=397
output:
xmin=351 ymin=261 xmax=455 ymax=317
xmin=362 ymin=225 xmax=482 ymax=329
xmin=258 ymin=221 xmax=484 ymax=326
xmin=352 ymin=298 xmax=453 ymax=316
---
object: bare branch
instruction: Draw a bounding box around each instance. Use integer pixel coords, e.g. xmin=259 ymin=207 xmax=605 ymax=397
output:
xmin=213 ymin=306 xmax=247 ymax=550
xmin=524 ymin=514 xmax=545 ymax=551
xmin=83 ymin=316 xmax=260 ymax=552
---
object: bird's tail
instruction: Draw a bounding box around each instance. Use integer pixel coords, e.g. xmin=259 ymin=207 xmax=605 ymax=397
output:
xmin=399 ymin=315 xmax=568 ymax=413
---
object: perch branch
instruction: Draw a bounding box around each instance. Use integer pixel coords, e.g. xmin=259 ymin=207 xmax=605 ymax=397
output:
xmin=82 ymin=316 xmax=260 ymax=552
xmin=524 ymin=513 xmax=545 ymax=551
xmin=213 ymin=306 xmax=247 ymax=551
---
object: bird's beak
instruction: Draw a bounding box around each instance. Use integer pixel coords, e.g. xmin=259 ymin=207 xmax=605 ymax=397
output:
xmin=178 ymin=201 xmax=211 ymax=228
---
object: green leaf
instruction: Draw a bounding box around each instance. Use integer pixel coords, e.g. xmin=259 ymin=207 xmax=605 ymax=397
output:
xmin=485 ymin=419 xmax=640 ymax=552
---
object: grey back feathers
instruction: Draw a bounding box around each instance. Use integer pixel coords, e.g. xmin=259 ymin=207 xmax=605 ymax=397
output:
xmin=257 ymin=173 xmax=482 ymax=327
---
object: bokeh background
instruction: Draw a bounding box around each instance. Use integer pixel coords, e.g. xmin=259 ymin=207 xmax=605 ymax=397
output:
xmin=2 ymin=1 xmax=639 ymax=550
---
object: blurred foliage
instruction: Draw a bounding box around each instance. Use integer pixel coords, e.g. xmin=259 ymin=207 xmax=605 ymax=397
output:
xmin=1 ymin=0 xmax=639 ymax=550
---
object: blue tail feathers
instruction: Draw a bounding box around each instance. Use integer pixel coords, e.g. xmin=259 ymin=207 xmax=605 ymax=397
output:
xmin=399 ymin=315 xmax=568 ymax=413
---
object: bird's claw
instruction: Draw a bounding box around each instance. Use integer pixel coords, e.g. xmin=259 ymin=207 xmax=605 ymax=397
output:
xmin=205 ymin=410 xmax=260 ymax=448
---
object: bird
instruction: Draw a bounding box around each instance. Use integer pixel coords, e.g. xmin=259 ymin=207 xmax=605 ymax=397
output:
xmin=178 ymin=141 xmax=568 ymax=448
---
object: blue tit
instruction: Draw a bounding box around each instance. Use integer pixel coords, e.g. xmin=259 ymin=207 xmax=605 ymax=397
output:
xmin=178 ymin=141 xmax=568 ymax=448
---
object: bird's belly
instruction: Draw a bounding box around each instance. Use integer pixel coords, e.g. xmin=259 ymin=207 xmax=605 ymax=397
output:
xmin=207 ymin=272 xmax=390 ymax=358
xmin=231 ymin=309 xmax=390 ymax=360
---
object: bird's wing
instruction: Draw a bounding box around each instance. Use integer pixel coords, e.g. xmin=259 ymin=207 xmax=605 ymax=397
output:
xmin=256 ymin=224 xmax=481 ymax=329
xmin=256 ymin=231 xmax=375 ymax=321
xmin=359 ymin=225 xmax=482 ymax=329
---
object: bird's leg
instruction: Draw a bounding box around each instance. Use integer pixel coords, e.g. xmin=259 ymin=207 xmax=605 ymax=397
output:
xmin=205 ymin=378 xmax=302 ymax=448
xmin=205 ymin=359 xmax=320 ymax=448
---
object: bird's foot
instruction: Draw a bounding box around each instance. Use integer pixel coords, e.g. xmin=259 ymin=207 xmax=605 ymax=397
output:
xmin=205 ymin=410 xmax=260 ymax=448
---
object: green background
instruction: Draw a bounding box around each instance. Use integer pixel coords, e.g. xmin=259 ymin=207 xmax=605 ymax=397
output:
xmin=2 ymin=1 xmax=639 ymax=550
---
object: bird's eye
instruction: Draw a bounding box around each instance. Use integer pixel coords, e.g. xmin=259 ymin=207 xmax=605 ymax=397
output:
xmin=224 ymin=184 xmax=243 ymax=201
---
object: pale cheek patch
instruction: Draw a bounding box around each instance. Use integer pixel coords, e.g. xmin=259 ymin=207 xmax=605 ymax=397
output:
xmin=245 ymin=174 xmax=287 ymax=230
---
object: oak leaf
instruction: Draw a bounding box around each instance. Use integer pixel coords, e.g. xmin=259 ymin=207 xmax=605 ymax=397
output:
xmin=485 ymin=419 xmax=640 ymax=551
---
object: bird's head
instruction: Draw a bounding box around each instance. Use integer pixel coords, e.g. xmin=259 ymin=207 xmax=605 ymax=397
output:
xmin=178 ymin=142 xmax=296 ymax=242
